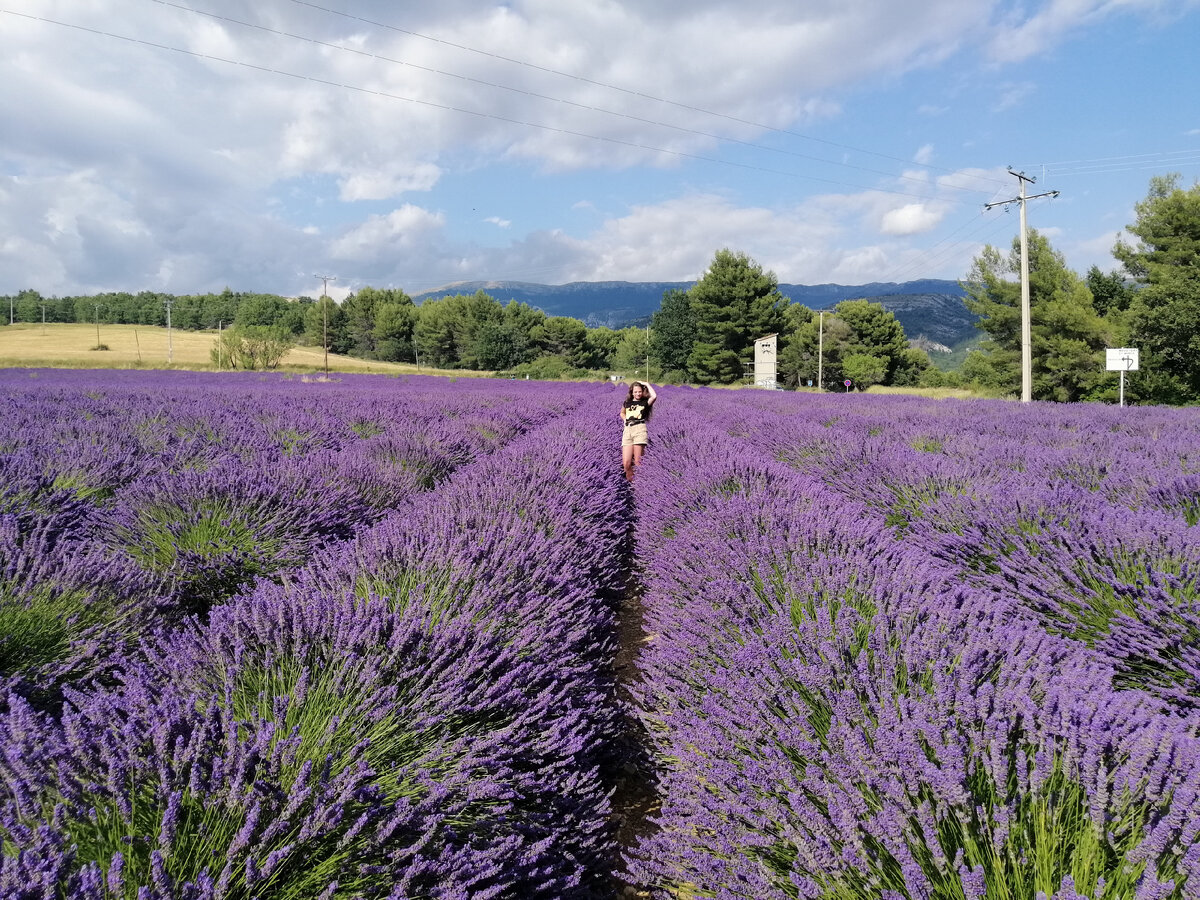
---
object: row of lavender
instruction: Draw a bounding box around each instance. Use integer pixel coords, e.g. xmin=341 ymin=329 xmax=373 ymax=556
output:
xmin=0 ymin=370 xmax=632 ymax=897
xmin=628 ymin=391 xmax=1200 ymax=899
xmin=0 ymin=370 xmax=578 ymax=702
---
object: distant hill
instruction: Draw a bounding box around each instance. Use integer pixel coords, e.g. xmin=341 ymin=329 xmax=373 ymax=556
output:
xmin=414 ymin=278 xmax=979 ymax=347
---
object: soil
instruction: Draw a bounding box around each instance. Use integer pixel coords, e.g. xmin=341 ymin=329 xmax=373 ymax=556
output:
xmin=608 ymin=568 xmax=660 ymax=898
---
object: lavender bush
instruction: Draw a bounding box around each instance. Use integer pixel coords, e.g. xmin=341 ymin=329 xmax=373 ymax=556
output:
xmin=627 ymin=392 xmax=1200 ymax=899
xmin=4 ymin=370 xmax=1199 ymax=897
xmin=0 ymin=371 xmax=629 ymax=898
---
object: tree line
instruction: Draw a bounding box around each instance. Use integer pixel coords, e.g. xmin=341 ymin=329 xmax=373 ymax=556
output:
xmin=960 ymin=173 xmax=1200 ymax=405
xmin=5 ymin=175 xmax=1197 ymax=402
xmin=2 ymin=262 xmax=931 ymax=386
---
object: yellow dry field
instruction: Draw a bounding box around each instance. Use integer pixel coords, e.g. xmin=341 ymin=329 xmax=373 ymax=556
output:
xmin=864 ymin=384 xmax=999 ymax=400
xmin=708 ymin=382 xmax=990 ymax=399
xmin=0 ymin=323 xmax=478 ymax=378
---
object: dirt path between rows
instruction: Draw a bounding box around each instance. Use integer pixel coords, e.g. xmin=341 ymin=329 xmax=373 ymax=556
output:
xmin=609 ymin=567 xmax=659 ymax=897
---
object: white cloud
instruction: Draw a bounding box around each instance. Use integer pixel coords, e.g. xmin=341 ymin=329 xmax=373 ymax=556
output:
xmin=329 ymin=205 xmax=446 ymax=260
xmin=984 ymin=0 xmax=1195 ymax=64
xmin=880 ymin=203 xmax=946 ymax=235
xmin=992 ymin=81 xmax=1037 ymax=112
xmin=2 ymin=0 xmax=1193 ymax=297
xmin=338 ymin=164 xmax=443 ymax=201
xmin=537 ymin=191 xmax=961 ymax=285
xmin=1061 ymin=228 xmax=1124 ymax=272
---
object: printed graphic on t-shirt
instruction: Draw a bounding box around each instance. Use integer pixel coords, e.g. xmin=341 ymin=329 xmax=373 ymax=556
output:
xmin=624 ymin=402 xmax=648 ymax=425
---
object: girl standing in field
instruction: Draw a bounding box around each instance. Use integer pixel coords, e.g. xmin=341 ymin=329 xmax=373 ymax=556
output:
xmin=620 ymin=380 xmax=657 ymax=481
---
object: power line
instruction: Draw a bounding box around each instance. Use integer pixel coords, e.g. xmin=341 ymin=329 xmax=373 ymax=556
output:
xmin=142 ymin=0 xmax=1001 ymax=198
xmin=283 ymin=0 xmax=1011 ymax=189
xmin=1019 ymin=149 xmax=1200 ymax=178
xmin=1 ymin=8 xmax=997 ymax=205
xmin=877 ymin=207 xmax=1011 ymax=285
xmin=880 ymin=187 xmax=1064 ymax=285
xmin=1033 ymin=148 xmax=1200 ymax=168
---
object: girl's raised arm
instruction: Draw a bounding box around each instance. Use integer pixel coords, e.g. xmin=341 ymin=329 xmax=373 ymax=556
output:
xmin=645 ymin=382 xmax=658 ymax=404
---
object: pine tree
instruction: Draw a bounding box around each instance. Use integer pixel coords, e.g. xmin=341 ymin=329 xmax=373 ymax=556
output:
xmin=649 ymin=288 xmax=695 ymax=377
xmin=1115 ymin=174 xmax=1200 ymax=404
xmin=964 ymin=230 xmax=1112 ymax=401
xmin=686 ymin=249 xmax=786 ymax=384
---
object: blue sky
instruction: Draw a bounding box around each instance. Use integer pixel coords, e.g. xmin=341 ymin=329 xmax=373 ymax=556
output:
xmin=2 ymin=0 xmax=1198 ymax=302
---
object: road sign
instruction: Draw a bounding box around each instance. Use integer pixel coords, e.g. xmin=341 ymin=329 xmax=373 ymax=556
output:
xmin=843 ymin=379 xmax=852 ymax=387
xmin=1105 ymin=347 xmax=1139 ymax=407
xmin=1105 ymin=348 xmax=1139 ymax=371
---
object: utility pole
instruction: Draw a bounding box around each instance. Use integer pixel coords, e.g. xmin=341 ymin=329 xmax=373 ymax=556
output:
xmin=645 ymin=324 xmax=651 ymax=380
xmin=8 ymin=294 xmax=12 ymax=326
xmin=817 ymin=311 xmax=824 ymax=391
xmin=40 ymin=303 xmax=47 ymax=335
xmin=315 ymin=274 xmax=336 ymax=375
xmin=164 ymin=298 xmax=174 ymax=364
xmin=984 ymin=169 xmax=1059 ymax=403
xmin=93 ymin=303 xmax=103 ymax=348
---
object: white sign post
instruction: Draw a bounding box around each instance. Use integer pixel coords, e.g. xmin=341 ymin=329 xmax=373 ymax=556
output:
xmin=1105 ymin=348 xmax=1139 ymax=408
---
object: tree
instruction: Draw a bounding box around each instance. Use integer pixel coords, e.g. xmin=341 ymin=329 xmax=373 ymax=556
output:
xmin=842 ymin=353 xmax=887 ymax=390
xmin=774 ymin=302 xmax=814 ymax=388
xmin=778 ymin=313 xmax=852 ymax=389
xmin=303 ymin=296 xmax=347 ymax=354
xmin=340 ymin=290 xmax=377 ymax=357
xmin=833 ymin=299 xmax=910 ymax=382
xmin=963 ymin=229 xmax=1111 ymax=401
xmin=333 ymin=287 xmax=411 ymax=358
xmin=13 ymin=289 xmax=44 ymax=323
xmin=1114 ymin=174 xmax=1200 ymax=404
xmin=373 ymin=299 xmax=417 ymax=362
xmin=413 ymin=298 xmax=459 ymax=368
xmin=476 ymin=320 xmax=522 ymax=370
xmin=501 ymin=301 xmax=545 ymax=366
xmin=580 ymin=326 xmax=621 ymax=370
xmin=211 ymin=325 xmax=294 ymax=370
xmin=891 ymin=346 xmax=934 ymax=387
xmin=1085 ymin=266 xmax=1135 ymax=320
xmin=161 ymin=293 xmax=203 ymax=330
xmin=778 ymin=300 xmax=918 ymax=390
xmin=451 ymin=291 xmax=504 ymax=369
xmin=199 ymin=290 xmax=242 ymax=330
xmin=686 ymin=249 xmax=787 ymax=384
xmin=537 ymin=316 xmax=589 ymax=362
xmin=235 ymin=293 xmax=292 ymax=328
xmin=649 ymin=288 xmax=696 ymax=377
xmin=612 ymin=327 xmax=652 ymax=375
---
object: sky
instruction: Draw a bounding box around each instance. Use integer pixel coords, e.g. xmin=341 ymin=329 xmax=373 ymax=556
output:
xmin=3 ymin=0 xmax=1199 ymax=302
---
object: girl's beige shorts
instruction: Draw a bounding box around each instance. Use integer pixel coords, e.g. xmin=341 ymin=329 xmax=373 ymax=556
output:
xmin=622 ymin=423 xmax=649 ymax=447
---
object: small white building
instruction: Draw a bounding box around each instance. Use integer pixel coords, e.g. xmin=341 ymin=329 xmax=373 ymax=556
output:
xmin=753 ymin=333 xmax=779 ymax=389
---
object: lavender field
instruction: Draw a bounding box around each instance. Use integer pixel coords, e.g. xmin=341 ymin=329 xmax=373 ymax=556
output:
xmin=1 ymin=370 xmax=1198 ymax=899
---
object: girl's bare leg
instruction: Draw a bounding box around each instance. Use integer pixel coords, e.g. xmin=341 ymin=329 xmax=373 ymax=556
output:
xmin=631 ymin=444 xmax=645 ymax=472
xmin=622 ymin=444 xmax=635 ymax=481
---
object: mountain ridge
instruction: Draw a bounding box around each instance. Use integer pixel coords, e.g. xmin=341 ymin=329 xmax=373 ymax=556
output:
xmin=413 ymin=278 xmax=979 ymax=348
